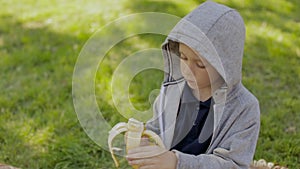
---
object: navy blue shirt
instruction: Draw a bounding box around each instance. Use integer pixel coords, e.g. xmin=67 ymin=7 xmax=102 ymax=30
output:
xmin=171 ymin=84 xmax=212 ymax=155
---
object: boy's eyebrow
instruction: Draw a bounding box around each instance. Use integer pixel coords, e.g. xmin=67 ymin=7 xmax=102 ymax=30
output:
xmin=179 ymin=51 xmax=187 ymax=57
xmin=179 ymin=51 xmax=203 ymax=62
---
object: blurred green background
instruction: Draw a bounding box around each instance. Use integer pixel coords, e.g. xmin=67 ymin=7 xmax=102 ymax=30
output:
xmin=0 ymin=0 xmax=299 ymax=168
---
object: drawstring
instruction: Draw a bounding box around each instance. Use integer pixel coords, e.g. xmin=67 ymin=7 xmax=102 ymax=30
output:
xmin=159 ymin=84 xmax=166 ymax=141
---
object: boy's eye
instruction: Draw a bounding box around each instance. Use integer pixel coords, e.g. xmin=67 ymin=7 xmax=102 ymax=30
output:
xmin=196 ymin=61 xmax=206 ymax=69
xmin=179 ymin=52 xmax=206 ymax=69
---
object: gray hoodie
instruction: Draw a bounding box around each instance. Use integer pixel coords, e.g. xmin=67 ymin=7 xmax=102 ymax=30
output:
xmin=146 ymin=1 xmax=260 ymax=169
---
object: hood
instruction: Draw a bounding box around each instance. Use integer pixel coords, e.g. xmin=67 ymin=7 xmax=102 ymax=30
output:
xmin=161 ymin=1 xmax=245 ymax=90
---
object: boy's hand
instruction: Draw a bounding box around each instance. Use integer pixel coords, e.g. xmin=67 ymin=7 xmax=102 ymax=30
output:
xmin=126 ymin=145 xmax=177 ymax=169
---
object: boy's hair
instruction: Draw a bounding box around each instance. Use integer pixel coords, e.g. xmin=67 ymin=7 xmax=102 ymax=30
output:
xmin=168 ymin=40 xmax=180 ymax=56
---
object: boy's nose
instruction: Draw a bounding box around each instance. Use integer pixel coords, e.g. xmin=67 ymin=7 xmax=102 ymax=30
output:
xmin=182 ymin=62 xmax=195 ymax=76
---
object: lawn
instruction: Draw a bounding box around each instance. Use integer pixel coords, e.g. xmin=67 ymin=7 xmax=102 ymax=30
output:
xmin=0 ymin=0 xmax=299 ymax=168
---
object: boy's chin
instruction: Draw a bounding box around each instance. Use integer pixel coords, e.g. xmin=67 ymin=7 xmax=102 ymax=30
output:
xmin=186 ymin=80 xmax=198 ymax=89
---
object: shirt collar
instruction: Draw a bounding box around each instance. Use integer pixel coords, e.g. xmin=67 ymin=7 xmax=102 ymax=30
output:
xmin=200 ymin=97 xmax=212 ymax=108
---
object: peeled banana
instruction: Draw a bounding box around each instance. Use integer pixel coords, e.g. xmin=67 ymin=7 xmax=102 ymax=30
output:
xmin=108 ymin=118 xmax=165 ymax=168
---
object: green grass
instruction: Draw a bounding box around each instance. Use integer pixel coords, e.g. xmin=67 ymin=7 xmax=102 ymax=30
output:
xmin=0 ymin=0 xmax=299 ymax=168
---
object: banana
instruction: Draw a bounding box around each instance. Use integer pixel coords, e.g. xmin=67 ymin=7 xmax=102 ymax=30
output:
xmin=108 ymin=118 xmax=165 ymax=168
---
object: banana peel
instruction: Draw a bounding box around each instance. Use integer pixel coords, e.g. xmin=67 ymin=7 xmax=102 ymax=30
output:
xmin=108 ymin=118 xmax=165 ymax=168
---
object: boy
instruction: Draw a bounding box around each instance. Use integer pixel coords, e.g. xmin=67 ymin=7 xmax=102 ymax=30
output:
xmin=126 ymin=1 xmax=260 ymax=169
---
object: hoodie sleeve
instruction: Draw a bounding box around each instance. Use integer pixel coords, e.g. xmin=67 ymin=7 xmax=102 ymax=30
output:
xmin=172 ymin=100 xmax=260 ymax=169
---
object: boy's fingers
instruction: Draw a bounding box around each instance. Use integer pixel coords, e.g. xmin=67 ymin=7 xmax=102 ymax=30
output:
xmin=127 ymin=146 xmax=167 ymax=159
xmin=140 ymin=137 xmax=150 ymax=146
xmin=128 ymin=158 xmax=154 ymax=166
xmin=128 ymin=145 xmax=156 ymax=154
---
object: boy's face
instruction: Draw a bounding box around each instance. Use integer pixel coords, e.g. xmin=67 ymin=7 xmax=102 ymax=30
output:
xmin=179 ymin=43 xmax=220 ymax=91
